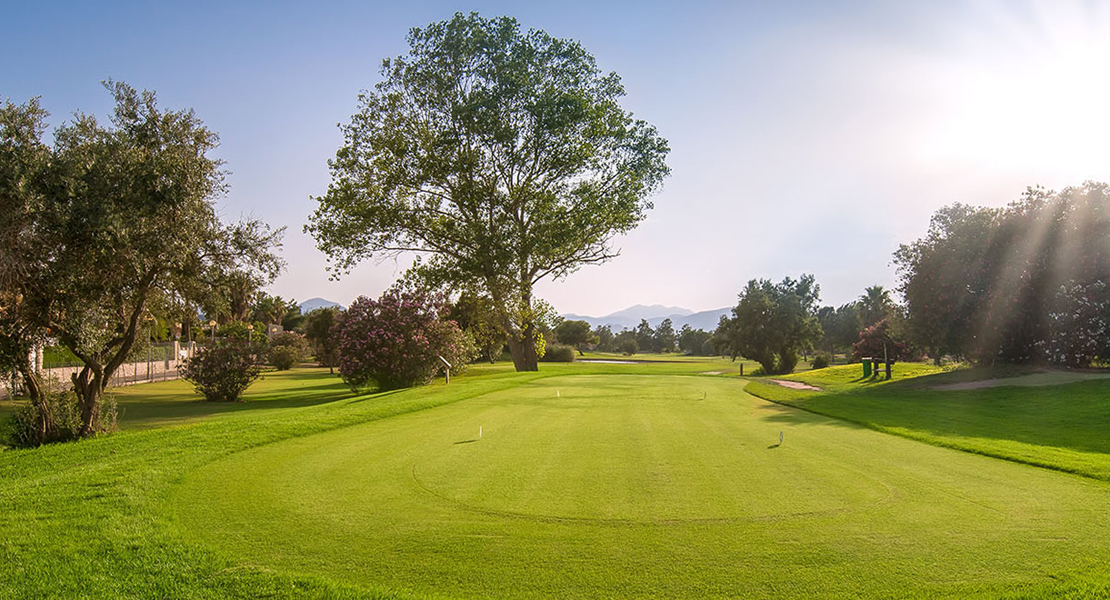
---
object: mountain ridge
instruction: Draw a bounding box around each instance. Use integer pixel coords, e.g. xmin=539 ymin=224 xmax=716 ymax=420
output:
xmin=561 ymin=305 xmax=730 ymax=332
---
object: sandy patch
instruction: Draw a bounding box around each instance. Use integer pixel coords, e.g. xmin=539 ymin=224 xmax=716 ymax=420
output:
xmin=701 ymin=371 xmax=725 ymax=375
xmin=768 ymin=379 xmax=823 ymax=391
xmin=933 ymin=371 xmax=1110 ymax=391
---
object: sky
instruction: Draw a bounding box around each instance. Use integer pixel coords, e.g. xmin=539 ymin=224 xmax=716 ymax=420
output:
xmin=4 ymin=0 xmax=1110 ymax=317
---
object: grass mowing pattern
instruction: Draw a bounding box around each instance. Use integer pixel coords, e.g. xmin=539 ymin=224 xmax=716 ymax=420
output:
xmin=0 ymin=361 xmax=730 ymax=598
xmin=174 ymin=372 xmax=1110 ymax=598
xmin=747 ymin=363 xmax=1110 ymax=481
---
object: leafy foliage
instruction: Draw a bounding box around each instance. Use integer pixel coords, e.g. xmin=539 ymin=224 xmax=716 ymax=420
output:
xmin=303 ymin=307 xmax=341 ymax=371
xmin=654 ymin=318 xmax=676 ymax=353
xmin=8 ymin=384 xmax=116 ymax=447
xmin=858 ymin=285 xmax=894 ymax=328
xmin=593 ymin=325 xmax=615 ymax=351
xmin=334 ymin=286 xmax=475 ymax=391
xmin=817 ymin=302 xmax=862 ymax=356
xmin=1044 ymin=280 xmax=1110 ymax=367
xmin=182 ymin=340 xmax=263 ymax=402
xmin=539 ymin=343 xmax=575 ymax=362
xmin=678 ymin=325 xmax=713 ymax=356
xmin=447 ymin=293 xmax=507 ymax=363
xmin=0 ymin=84 xmax=283 ymax=436
xmin=306 ymin=12 xmax=669 ymax=372
xmin=851 ymin=318 xmax=910 ymax=364
xmin=268 ymin=332 xmax=309 ymax=371
xmin=554 ymin=320 xmax=595 ymax=355
xmin=895 ymin=182 xmax=1110 ymax=365
xmin=716 ymin=275 xmax=823 ymax=374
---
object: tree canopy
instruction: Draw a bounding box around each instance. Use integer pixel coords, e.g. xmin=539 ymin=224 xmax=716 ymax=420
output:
xmin=715 ymin=275 xmax=823 ymax=374
xmin=895 ymin=182 xmax=1110 ymax=366
xmin=554 ymin=319 xmax=595 ymax=355
xmin=307 ymin=12 xmax=670 ymax=372
xmin=0 ymin=83 xmax=283 ymax=439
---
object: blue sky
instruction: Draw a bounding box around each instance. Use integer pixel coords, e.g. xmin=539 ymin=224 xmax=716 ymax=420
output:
xmin=5 ymin=1 xmax=1110 ymax=316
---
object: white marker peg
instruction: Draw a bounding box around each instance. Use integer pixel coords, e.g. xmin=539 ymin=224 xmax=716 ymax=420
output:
xmin=557 ymin=389 xmax=560 ymax=398
xmin=479 ymin=425 xmax=483 ymax=439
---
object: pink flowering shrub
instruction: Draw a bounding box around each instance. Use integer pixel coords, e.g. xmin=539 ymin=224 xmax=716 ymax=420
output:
xmin=334 ymin=286 xmax=475 ymax=391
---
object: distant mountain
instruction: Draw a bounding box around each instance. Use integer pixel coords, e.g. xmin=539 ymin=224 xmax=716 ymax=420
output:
xmin=607 ymin=304 xmax=693 ymax=320
xmin=299 ymin=297 xmax=343 ymax=313
xmin=561 ymin=305 xmax=730 ymax=332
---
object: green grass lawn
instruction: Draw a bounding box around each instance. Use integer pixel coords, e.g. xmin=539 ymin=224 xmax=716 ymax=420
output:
xmin=4 ymin=360 xmax=1110 ymax=598
xmin=746 ymin=363 xmax=1110 ymax=480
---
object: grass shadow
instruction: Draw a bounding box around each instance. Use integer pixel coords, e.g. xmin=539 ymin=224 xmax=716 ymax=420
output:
xmin=748 ymin=369 xmax=1110 ymax=478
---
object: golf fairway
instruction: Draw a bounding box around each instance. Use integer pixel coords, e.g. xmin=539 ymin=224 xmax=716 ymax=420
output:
xmin=170 ymin=374 xmax=1110 ymax=598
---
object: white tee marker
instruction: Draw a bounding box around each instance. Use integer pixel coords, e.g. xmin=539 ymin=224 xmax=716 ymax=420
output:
xmin=479 ymin=425 xmax=483 ymax=440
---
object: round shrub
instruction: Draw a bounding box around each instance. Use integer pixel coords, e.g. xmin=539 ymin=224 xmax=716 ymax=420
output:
xmin=540 ymin=343 xmax=575 ymax=362
xmin=334 ymin=287 xmax=476 ymax=392
xmin=183 ymin=340 xmax=262 ymax=402
xmin=268 ymin=332 xmax=309 ymax=370
xmin=811 ymin=354 xmax=831 ymax=369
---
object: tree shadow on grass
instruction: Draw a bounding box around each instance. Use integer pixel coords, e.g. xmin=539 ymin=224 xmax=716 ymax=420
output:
xmin=113 ymin=368 xmax=357 ymax=430
xmin=757 ymin=372 xmax=1110 ymax=465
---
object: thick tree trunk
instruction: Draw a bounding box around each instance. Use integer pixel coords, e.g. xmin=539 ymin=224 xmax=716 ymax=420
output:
xmin=72 ymin=363 xmax=106 ymax=437
xmin=506 ymin=325 xmax=539 ymax=371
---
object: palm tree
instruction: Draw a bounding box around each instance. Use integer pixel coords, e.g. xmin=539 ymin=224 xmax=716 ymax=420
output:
xmin=859 ymin=285 xmax=893 ymax=328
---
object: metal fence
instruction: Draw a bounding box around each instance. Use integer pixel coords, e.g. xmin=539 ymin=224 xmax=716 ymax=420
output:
xmin=3 ymin=342 xmax=195 ymax=399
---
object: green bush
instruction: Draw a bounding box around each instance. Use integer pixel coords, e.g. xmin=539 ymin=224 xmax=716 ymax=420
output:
xmin=268 ymin=332 xmax=309 ymax=370
xmin=811 ymin=354 xmax=831 ymax=369
xmin=8 ymin=387 xmax=116 ymax=447
xmin=540 ymin=343 xmax=576 ymax=362
xmin=268 ymin=346 xmax=300 ymax=370
xmin=183 ymin=340 xmax=262 ymax=402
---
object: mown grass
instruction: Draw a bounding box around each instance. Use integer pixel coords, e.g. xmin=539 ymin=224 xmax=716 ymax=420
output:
xmin=4 ymin=360 xmax=1110 ymax=598
xmin=746 ymin=363 xmax=1110 ymax=480
xmin=173 ymin=369 xmax=1110 ymax=598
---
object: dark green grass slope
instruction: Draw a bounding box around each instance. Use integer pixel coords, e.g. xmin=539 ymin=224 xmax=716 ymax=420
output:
xmin=746 ymin=363 xmax=1110 ymax=480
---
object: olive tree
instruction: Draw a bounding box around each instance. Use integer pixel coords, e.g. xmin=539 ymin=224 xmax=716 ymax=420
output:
xmin=1 ymin=83 xmax=283 ymax=438
xmin=307 ymin=13 xmax=670 ymax=371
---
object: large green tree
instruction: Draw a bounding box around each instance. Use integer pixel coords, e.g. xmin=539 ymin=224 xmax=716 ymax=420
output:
xmin=896 ymin=184 xmax=1110 ymax=366
xmin=0 ymin=83 xmax=284 ymax=439
xmin=307 ymin=13 xmax=670 ymax=371
xmin=554 ymin=319 xmax=595 ymax=355
xmin=716 ymin=275 xmax=823 ymax=374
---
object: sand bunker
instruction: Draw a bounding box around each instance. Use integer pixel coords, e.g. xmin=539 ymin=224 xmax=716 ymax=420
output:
xmin=768 ymin=379 xmax=823 ymax=391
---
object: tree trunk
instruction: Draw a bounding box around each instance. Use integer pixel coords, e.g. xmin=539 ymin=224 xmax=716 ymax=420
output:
xmin=506 ymin=325 xmax=539 ymax=371
xmin=72 ymin=362 xmax=106 ymax=437
xmin=16 ymin=362 xmax=50 ymax=444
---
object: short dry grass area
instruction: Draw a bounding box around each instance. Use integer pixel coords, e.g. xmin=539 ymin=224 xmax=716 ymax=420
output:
xmin=3 ymin=360 xmax=1110 ymax=598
